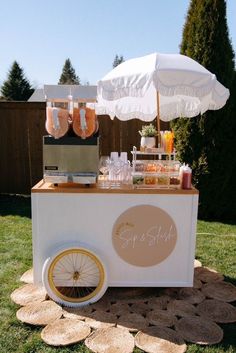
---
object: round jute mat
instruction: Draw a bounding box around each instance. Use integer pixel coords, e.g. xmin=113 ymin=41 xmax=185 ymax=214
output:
xmin=194 ymin=266 xmax=224 ymax=283
xmin=85 ymin=327 xmax=135 ymax=353
xmin=130 ymin=301 xmax=150 ymax=315
xmin=109 ymin=302 xmax=131 ymax=315
xmin=177 ymin=288 xmax=205 ymax=304
xmin=20 ymin=268 xmax=34 ymax=284
xmin=197 ymin=299 xmax=236 ymax=323
xmin=167 ymin=299 xmax=197 ymax=317
xmin=201 ymin=281 xmax=236 ymax=302
xmin=117 ymin=312 xmax=148 ymax=332
xmin=11 ymin=283 xmax=47 ymax=306
xmin=146 ymin=309 xmax=177 ymax=327
xmin=85 ymin=310 xmax=117 ymax=329
xmin=194 ymin=259 xmax=202 ymax=268
xmin=175 ymin=316 xmax=223 ymax=345
xmin=107 ymin=287 xmax=153 ymax=301
xmin=147 ymin=296 xmax=170 ymax=310
xmin=135 ymin=326 xmax=187 ymax=353
xmin=162 ymin=288 xmax=180 ymax=298
xmin=41 ymin=318 xmax=91 ymax=346
xmin=62 ymin=306 xmax=93 ymax=320
xmin=90 ymin=296 xmax=111 ymax=312
xmin=16 ymin=300 xmax=62 ymax=326
xmin=193 ymin=277 xmax=203 ymax=289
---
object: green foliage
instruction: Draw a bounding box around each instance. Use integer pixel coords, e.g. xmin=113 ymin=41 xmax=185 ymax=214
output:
xmin=172 ymin=0 xmax=236 ymax=222
xmin=1 ymin=61 xmax=34 ymax=101
xmin=58 ymin=58 xmax=80 ymax=84
xmin=139 ymin=123 xmax=158 ymax=137
xmin=112 ymin=54 xmax=124 ymax=68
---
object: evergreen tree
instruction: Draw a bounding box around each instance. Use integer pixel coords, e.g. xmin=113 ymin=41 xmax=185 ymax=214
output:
xmin=113 ymin=54 xmax=124 ymax=68
xmin=172 ymin=0 xmax=235 ymax=222
xmin=1 ymin=61 xmax=34 ymax=101
xmin=58 ymin=58 xmax=80 ymax=84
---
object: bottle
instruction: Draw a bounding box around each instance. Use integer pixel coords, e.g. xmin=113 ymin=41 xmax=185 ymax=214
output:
xmin=179 ymin=163 xmax=185 ymax=186
xmin=181 ymin=165 xmax=192 ymax=189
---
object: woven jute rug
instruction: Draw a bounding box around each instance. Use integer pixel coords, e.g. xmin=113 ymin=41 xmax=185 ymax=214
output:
xmin=11 ymin=283 xmax=47 ymax=306
xmin=194 ymin=266 xmax=224 ymax=283
xmin=11 ymin=265 xmax=236 ymax=352
xmin=197 ymin=299 xmax=236 ymax=323
xmin=16 ymin=300 xmax=62 ymax=326
xmin=19 ymin=268 xmax=34 ymax=284
xmin=85 ymin=327 xmax=135 ymax=353
xmin=41 ymin=318 xmax=91 ymax=346
xmin=201 ymin=281 xmax=236 ymax=302
xmin=135 ymin=326 xmax=187 ymax=353
xmin=175 ymin=316 xmax=223 ymax=345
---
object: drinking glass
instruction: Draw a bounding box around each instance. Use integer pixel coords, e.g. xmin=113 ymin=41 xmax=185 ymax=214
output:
xmin=98 ymin=156 xmax=110 ymax=188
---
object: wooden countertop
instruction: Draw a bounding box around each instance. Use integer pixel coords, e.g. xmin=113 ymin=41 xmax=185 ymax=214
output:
xmin=32 ymin=180 xmax=199 ymax=195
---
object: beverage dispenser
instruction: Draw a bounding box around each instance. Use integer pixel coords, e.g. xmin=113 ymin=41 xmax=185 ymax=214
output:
xmin=43 ymin=85 xmax=99 ymax=185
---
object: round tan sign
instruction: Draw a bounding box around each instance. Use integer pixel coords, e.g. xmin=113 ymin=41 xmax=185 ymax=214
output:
xmin=112 ymin=205 xmax=177 ymax=267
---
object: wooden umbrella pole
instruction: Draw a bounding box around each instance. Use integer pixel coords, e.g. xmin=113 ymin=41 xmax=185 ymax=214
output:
xmin=156 ymin=91 xmax=161 ymax=147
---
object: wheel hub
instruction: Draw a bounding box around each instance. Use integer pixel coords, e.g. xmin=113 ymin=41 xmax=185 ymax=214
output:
xmin=72 ymin=271 xmax=80 ymax=281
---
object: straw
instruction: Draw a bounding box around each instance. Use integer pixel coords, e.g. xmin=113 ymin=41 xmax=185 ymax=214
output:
xmin=85 ymin=327 xmax=135 ymax=353
xmin=167 ymin=300 xmax=197 ymax=317
xmin=85 ymin=310 xmax=117 ymax=329
xmin=62 ymin=306 xmax=93 ymax=320
xmin=109 ymin=302 xmax=131 ymax=316
xmin=10 ymin=283 xmax=47 ymax=306
xmin=89 ymin=296 xmax=111 ymax=311
xmin=197 ymin=299 xmax=236 ymax=323
xmin=129 ymin=301 xmax=150 ymax=315
xmin=193 ymin=277 xmax=203 ymax=289
xmin=201 ymin=281 xmax=236 ymax=302
xmin=20 ymin=268 xmax=34 ymax=284
xmin=41 ymin=318 xmax=91 ymax=346
xmin=146 ymin=309 xmax=178 ymax=327
xmin=135 ymin=326 xmax=187 ymax=353
xmin=175 ymin=316 xmax=223 ymax=345
xmin=147 ymin=296 xmax=171 ymax=310
xmin=194 ymin=259 xmax=202 ymax=268
xmin=16 ymin=300 xmax=62 ymax=326
xmin=107 ymin=287 xmax=153 ymax=302
xmin=117 ymin=312 xmax=148 ymax=332
xmin=177 ymin=288 xmax=205 ymax=304
xmin=194 ymin=266 xmax=224 ymax=283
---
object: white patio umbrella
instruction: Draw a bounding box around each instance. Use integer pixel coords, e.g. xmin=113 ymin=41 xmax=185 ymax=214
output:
xmin=96 ymin=53 xmax=230 ymax=145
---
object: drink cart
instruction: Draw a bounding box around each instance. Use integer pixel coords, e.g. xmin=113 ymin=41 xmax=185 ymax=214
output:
xmin=32 ymin=98 xmax=198 ymax=307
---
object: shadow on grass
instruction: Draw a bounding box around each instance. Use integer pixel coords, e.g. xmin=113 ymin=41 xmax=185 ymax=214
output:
xmin=0 ymin=194 xmax=31 ymax=218
xmin=218 ymin=323 xmax=236 ymax=351
xmin=224 ymin=275 xmax=236 ymax=287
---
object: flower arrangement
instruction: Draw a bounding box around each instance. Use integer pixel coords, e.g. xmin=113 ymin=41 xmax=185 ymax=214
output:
xmin=138 ymin=124 xmax=158 ymax=137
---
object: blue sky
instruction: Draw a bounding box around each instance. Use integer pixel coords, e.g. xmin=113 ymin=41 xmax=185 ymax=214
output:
xmin=0 ymin=0 xmax=235 ymax=87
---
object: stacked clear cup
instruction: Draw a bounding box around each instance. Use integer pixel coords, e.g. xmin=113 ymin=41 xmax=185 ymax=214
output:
xmin=108 ymin=152 xmax=132 ymax=188
xmin=98 ymin=156 xmax=110 ymax=188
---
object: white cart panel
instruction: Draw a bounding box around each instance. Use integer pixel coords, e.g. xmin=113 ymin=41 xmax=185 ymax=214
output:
xmin=32 ymin=182 xmax=198 ymax=287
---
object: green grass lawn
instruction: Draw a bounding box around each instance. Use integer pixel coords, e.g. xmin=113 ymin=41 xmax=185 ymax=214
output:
xmin=0 ymin=194 xmax=235 ymax=353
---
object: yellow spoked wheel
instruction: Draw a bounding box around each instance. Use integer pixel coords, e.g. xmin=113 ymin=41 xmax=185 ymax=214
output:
xmin=42 ymin=246 xmax=107 ymax=307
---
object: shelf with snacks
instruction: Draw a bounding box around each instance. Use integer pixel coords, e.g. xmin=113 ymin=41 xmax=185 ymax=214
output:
xmin=131 ymin=146 xmax=176 ymax=161
xmin=131 ymin=146 xmax=181 ymax=189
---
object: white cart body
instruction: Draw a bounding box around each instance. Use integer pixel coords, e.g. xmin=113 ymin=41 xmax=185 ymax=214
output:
xmin=32 ymin=181 xmax=198 ymax=288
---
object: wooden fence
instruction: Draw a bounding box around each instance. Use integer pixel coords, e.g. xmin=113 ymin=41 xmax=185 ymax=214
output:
xmin=0 ymin=102 xmax=168 ymax=194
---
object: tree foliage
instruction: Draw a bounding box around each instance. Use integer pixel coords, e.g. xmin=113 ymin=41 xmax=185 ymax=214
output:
xmin=113 ymin=54 xmax=124 ymax=68
xmin=58 ymin=58 xmax=80 ymax=84
xmin=172 ymin=0 xmax=236 ymax=222
xmin=1 ymin=61 xmax=34 ymax=101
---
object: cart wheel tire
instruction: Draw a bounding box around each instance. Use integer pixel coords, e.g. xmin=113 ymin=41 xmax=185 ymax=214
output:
xmin=42 ymin=245 xmax=108 ymax=307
